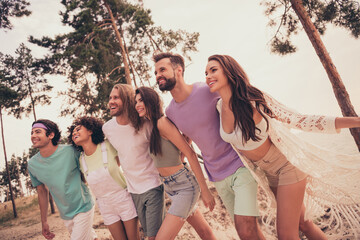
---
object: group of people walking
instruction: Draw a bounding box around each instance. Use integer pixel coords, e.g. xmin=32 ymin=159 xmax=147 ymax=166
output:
xmin=27 ymin=52 xmax=360 ymax=240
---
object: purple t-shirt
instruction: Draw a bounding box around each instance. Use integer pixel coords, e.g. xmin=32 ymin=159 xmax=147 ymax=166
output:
xmin=166 ymin=82 xmax=244 ymax=182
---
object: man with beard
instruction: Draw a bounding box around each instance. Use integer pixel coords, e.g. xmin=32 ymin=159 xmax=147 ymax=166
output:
xmin=152 ymin=52 xmax=265 ymax=240
xmin=28 ymin=119 xmax=96 ymax=240
xmin=102 ymin=84 xmax=164 ymax=240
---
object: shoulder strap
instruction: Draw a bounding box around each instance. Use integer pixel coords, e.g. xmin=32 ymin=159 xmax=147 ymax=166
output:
xmin=101 ymin=142 xmax=108 ymax=166
xmin=81 ymin=153 xmax=88 ymax=176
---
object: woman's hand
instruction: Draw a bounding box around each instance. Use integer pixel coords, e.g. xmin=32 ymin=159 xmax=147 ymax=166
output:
xmin=201 ymin=188 xmax=216 ymax=211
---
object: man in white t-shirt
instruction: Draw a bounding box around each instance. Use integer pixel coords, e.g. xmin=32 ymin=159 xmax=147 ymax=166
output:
xmin=103 ymin=83 xmax=164 ymax=239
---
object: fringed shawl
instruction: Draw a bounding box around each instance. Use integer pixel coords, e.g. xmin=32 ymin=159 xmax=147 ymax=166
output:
xmin=217 ymin=93 xmax=360 ymax=239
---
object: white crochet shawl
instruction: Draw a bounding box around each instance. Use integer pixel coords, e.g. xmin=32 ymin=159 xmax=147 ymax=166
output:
xmin=217 ymin=93 xmax=360 ymax=239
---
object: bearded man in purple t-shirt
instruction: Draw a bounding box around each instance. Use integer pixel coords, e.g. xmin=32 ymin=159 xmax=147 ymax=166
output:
xmin=152 ymin=52 xmax=265 ymax=240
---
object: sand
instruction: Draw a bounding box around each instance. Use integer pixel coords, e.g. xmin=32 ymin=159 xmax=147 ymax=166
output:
xmin=0 ymin=184 xmax=240 ymax=240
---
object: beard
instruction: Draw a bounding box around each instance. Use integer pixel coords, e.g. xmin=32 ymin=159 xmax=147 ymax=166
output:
xmin=110 ymin=106 xmax=124 ymax=117
xmin=158 ymin=75 xmax=176 ymax=92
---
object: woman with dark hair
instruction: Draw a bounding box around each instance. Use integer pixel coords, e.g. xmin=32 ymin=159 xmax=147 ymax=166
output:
xmin=205 ymin=54 xmax=360 ymax=239
xmin=134 ymin=87 xmax=216 ymax=240
xmin=68 ymin=116 xmax=139 ymax=240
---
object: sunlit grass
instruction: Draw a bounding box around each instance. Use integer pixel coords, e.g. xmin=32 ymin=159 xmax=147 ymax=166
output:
xmin=0 ymin=196 xmax=39 ymax=227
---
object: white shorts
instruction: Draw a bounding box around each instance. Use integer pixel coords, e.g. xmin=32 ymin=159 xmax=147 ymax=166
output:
xmin=63 ymin=206 xmax=97 ymax=240
xmin=97 ymin=188 xmax=138 ymax=225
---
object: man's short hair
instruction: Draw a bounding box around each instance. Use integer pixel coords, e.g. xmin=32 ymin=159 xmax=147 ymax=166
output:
xmin=152 ymin=52 xmax=185 ymax=75
xmin=32 ymin=119 xmax=61 ymax=146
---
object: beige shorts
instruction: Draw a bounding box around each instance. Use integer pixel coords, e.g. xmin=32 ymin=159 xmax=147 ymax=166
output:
xmin=253 ymin=144 xmax=307 ymax=187
xmin=63 ymin=206 xmax=97 ymax=240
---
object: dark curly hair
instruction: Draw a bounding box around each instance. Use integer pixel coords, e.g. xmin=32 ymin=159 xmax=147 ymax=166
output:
xmin=67 ymin=116 xmax=105 ymax=152
xmin=32 ymin=119 xmax=61 ymax=146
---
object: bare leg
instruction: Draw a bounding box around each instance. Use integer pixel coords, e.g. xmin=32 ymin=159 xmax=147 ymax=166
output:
xmin=186 ymin=209 xmax=216 ymax=240
xmin=299 ymin=205 xmax=327 ymax=240
xmin=155 ymin=214 xmax=185 ymax=240
xmin=107 ymin=220 xmax=127 ymax=240
xmin=234 ymin=215 xmax=265 ymax=240
xmin=123 ymin=217 xmax=140 ymax=240
xmin=274 ymin=178 xmax=306 ymax=240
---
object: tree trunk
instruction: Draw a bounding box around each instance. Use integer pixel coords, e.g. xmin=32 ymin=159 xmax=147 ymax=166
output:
xmin=0 ymin=109 xmax=17 ymax=218
xmin=103 ymin=0 xmax=132 ymax=85
xmin=290 ymin=0 xmax=360 ymax=151
xmin=16 ymin=158 xmax=24 ymax=197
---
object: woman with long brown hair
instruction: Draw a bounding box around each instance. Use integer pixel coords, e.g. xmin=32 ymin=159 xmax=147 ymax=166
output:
xmin=205 ymin=54 xmax=360 ymax=239
xmin=135 ymin=86 xmax=216 ymax=240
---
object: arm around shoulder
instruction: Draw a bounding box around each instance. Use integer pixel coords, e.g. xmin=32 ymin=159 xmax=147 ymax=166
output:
xmin=158 ymin=117 xmax=216 ymax=211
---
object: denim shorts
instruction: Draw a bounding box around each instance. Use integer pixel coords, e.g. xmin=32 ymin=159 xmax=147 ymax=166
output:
xmin=161 ymin=166 xmax=200 ymax=219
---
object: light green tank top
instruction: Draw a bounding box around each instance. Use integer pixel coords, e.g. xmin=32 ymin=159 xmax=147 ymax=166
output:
xmin=150 ymin=137 xmax=182 ymax=168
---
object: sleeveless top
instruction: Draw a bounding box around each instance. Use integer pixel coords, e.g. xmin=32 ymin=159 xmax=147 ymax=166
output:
xmin=217 ymin=99 xmax=269 ymax=151
xmin=150 ymin=137 xmax=182 ymax=168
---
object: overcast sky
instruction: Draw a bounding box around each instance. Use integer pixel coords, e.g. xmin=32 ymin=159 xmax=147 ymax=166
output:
xmin=1 ymin=0 xmax=359 ymax=169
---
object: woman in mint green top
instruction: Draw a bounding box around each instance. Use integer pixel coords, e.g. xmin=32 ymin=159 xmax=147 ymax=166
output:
xmin=135 ymin=87 xmax=216 ymax=240
xmin=68 ymin=116 xmax=139 ymax=240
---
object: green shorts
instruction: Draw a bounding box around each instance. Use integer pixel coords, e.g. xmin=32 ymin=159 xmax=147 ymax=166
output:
xmin=213 ymin=167 xmax=259 ymax=220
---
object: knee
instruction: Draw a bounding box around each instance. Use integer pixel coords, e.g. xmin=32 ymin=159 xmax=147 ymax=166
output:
xmin=277 ymin=228 xmax=298 ymax=240
xmin=236 ymin=228 xmax=255 ymax=240
xmin=299 ymin=219 xmax=313 ymax=233
xmin=235 ymin=220 xmax=259 ymax=240
xmin=195 ymin=225 xmax=213 ymax=239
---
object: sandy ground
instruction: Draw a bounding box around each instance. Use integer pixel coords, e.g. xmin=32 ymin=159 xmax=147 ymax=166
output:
xmin=0 ymin=185 xmax=242 ymax=240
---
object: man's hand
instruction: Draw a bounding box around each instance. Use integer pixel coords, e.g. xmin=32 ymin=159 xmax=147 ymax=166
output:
xmin=42 ymin=222 xmax=55 ymax=239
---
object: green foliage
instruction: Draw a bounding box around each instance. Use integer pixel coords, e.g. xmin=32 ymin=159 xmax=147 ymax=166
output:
xmin=0 ymin=53 xmax=19 ymax=111
xmin=0 ymin=0 xmax=31 ymax=30
xmin=262 ymin=0 xmax=360 ymax=55
xmin=30 ymin=0 xmax=199 ymax=118
xmin=0 ymin=148 xmax=36 ymax=199
xmin=0 ymin=156 xmax=22 ymax=196
xmin=4 ymin=44 xmax=53 ymax=119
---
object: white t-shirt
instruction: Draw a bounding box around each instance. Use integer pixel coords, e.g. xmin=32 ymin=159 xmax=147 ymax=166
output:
xmin=103 ymin=118 xmax=161 ymax=194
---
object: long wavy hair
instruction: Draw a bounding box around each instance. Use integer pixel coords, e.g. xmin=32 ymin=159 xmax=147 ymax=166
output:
xmin=135 ymin=87 xmax=164 ymax=155
xmin=112 ymin=83 xmax=142 ymax=132
xmin=208 ymin=55 xmax=274 ymax=144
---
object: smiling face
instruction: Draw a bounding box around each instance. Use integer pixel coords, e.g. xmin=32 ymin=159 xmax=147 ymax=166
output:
xmin=108 ymin=88 xmax=124 ymax=117
xmin=135 ymin=93 xmax=147 ymax=118
xmin=31 ymin=128 xmax=53 ymax=149
xmin=71 ymin=125 xmax=92 ymax=147
xmin=205 ymin=60 xmax=229 ymax=93
xmin=154 ymin=58 xmax=177 ymax=92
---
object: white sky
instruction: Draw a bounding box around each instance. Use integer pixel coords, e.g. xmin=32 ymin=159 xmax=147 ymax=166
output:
xmin=0 ymin=0 xmax=359 ymax=169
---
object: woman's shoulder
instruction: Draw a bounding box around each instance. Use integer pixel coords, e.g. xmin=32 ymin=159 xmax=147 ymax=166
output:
xmin=157 ymin=116 xmax=171 ymax=130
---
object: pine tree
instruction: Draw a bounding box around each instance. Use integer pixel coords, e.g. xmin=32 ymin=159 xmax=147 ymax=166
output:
xmin=30 ymin=0 xmax=199 ymax=119
xmin=0 ymin=0 xmax=31 ymax=30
